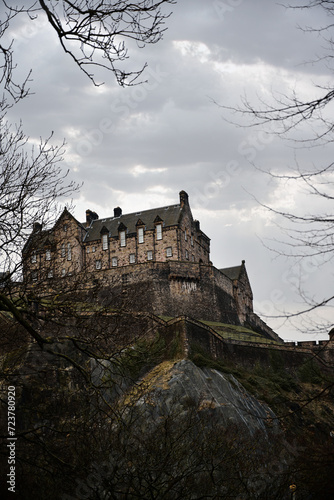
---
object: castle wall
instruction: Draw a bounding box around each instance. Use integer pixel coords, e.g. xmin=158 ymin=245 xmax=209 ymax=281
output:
xmin=24 ymin=211 xmax=85 ymax=281
xmin=89 ymin=261 xmax=241 ymax=325
xmin=23 ymin=253 xmax=278 ymax=341
xmin=166 ymin=317 xmax=334 ymax=371
xmin=53 ymin=212 xmax=84 ymax=277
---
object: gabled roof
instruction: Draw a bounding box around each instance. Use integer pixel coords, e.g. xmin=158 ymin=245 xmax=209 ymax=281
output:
xmin=219 ymin=265 xmax=243 ymax=281
xmin=22 ymin=208 xmax=86 ymax=254
xmin=84 ymin=203 xmax=183 ymax=242
xmin=54 ymin=207 xmax=86 ymax=231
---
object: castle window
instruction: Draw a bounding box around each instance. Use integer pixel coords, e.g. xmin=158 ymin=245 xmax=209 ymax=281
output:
xmin=102 ymin=233 xmax=108 ymax=250
xmin=61 ymin=243 xmax=66 ymax=258
xmin=46 ymin=249 xmax=51 ymax=261
xmin=166 ymin=247 xmax=172 ymax=258
xmin=63 ymin=224 xmax=68 ymax=232
xmin=185 ymin=250 xmax=189 ymax=260
xmin=138 ymin=227 xmax=144 ymax=244
xmin=31 ymin=252 xmax=37 ymax=264
xmin=112 ymin=257 xmax=118 ymax=267
xmin=92 ymin=246 xmax=96 ymax=253
xmin=67 ymin=243 xmax=72 ymax=261
xmin=184 ymin=230 xmax=187 ymax=241
xmin=32 ymin=271 xmax=38 ymax=282
xmin=129 ymin=253 xmax=136 ymax=264
xmin=96 ymin=260 xmax=102 ymax=270
xmin=61 ymin=269 xmax=66 ymax=277
xmin=86 ymin=247 xmax=90 ymax=253
xmin=192 ymin=255 xmax=195 ymax=262
xmin=156 ymin=224 xmax=162 ymax=240
xmin=147 ymin=250 xmax=153 ymax=261
xmin=47 ymin=270 xmax=53 ymax=279
xmin=191 ymin=235 xmax=194 ymax=246
xmin=120 ymin=230 xmax=126 ymax=247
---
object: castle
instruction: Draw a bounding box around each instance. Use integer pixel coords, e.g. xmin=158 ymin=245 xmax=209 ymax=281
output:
xmin=22 ymin=190 xmax=281 ymax=342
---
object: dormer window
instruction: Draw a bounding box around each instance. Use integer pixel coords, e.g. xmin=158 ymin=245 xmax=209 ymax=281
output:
xmin=120 ymin=230 xmax=126 ymax=247
xmin=46 ymin=249 xmax=51 ymax=261
xmin=156 ymin=224 xmax=162 ymax=240
xmin=154 ymin=216 xmax=163 ymax=240
xmin=117 ymin=223 xmax=127 ymax=247
xmin=100 ymin=226 xmax=109 ymax=250
xmin=138 ymin=227 xmax=144 ymax=244
xmin=102 ymin=233 xmax=108 ymax=250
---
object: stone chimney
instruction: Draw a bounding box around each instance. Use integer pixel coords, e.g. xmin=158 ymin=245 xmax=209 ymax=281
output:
xmin=114 ymin=207 xmax=122 ymax=217
xmin=179 ymin=190 xmax=189 ymax=208
xmin=86 ymin=209 xmax=99 ymax=227
xmin=33 ymin=222 xmax=42 ymax=232
xmin=194 ymin=220 xmax=200 ymax=231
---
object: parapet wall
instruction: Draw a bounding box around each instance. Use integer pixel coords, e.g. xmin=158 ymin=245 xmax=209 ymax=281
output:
xmin=164 ymin=316 xmax=334 ymax=370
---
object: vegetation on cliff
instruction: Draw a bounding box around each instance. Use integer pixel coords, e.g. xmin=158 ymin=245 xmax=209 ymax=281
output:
xmin=1 ymin=316 xmax=334 ymax=499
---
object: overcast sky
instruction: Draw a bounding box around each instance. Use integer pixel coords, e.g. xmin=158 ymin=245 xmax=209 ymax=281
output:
xmin=4 ymin=0 xmax=334 ymax=340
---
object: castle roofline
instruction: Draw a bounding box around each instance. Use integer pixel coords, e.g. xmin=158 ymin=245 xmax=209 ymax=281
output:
xmin=219 ymin=261 xmax=246 ymax=281
xmin=83 ymin=202 xmax=183 ymax=242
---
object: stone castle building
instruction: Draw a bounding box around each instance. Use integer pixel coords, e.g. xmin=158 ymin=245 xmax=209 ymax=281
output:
xmin=22 ymin=191 xmax=281 ymax=342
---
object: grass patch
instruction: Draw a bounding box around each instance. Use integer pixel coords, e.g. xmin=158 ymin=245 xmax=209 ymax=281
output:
xmin=158 ymin=315 xmax=175 ymax=322
xmin=199 ymin=320 xmax=279 ymax=344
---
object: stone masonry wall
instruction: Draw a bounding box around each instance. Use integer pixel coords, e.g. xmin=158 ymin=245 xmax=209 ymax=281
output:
xmin=166 ymin=317 xmax=334 ymax=371
xmin=88 ymin=261 xmax=244 ymax=326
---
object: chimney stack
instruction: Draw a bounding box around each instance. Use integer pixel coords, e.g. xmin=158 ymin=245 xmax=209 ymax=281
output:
xmin=33 ymin=222 xmax=42 ymax=232
xmin=114 ymin=207 xmax=122 ymax=218
xmin=179 ymin=190 xmax=189 ymax=208
xmin=86 ymin=209 xmax=99 ymax=227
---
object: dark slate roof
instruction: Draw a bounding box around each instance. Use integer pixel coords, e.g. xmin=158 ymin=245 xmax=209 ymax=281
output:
xmin=84 ymin=203 xmax=183 ymax=242
xmin=219 ymin=265 xmax=242 ymax=281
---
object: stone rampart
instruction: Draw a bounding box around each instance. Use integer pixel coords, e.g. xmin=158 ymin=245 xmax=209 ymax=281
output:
xmin=163 ymin=316 xmax=334 ymax=371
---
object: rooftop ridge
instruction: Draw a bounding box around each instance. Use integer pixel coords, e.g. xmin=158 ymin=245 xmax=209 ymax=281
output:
xmin=92 ymin=202 xmax=181 ymax=223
